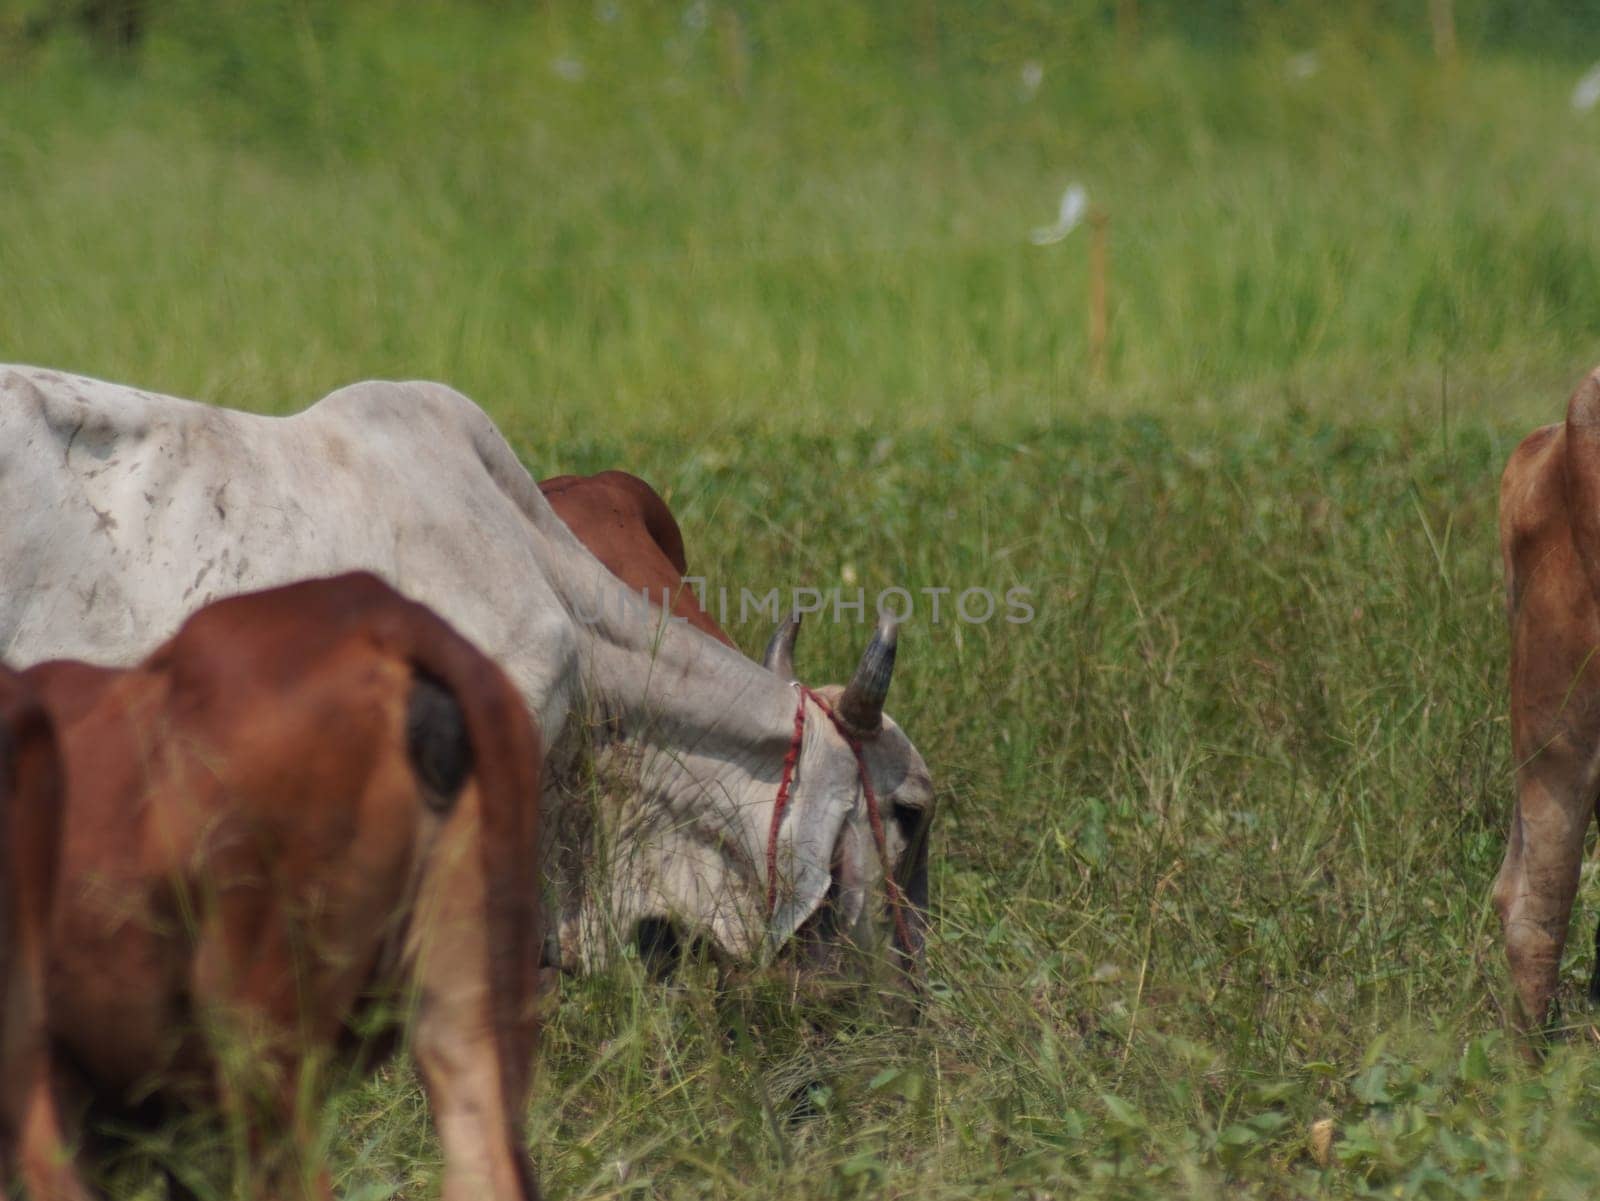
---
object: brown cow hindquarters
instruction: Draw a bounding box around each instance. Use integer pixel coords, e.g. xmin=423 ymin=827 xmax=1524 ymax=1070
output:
xmin=28 ymin=574 xmax=545 ymax=1199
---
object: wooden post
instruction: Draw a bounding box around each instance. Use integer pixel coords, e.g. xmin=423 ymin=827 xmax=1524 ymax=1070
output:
xmin=1116 ymin=0 xmax=1138 ymax=53
xmin=717 ymin=5 xmax=749 ymax=101
xmin=1089 ymin=208 xmax=1109 ymax=382
xmin=1429 ymin=0 xmax=1457 ymax=63
xmin=918 ymin=0 xmax=938 ymax=74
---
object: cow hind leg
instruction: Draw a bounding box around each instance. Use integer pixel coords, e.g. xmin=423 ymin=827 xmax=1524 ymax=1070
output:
xmin=189 ymin=897 xmax=336 ymax=1201
xmin=1 ymin=709 xmax=93 ymax=1201
xmin=10 ymin=1078 xmax=91 ymax=1201
xmin=405 ymin=788 xmax=540 ymax=1201
xmin=1494 ymin=754 xmax=1595 ymax=1036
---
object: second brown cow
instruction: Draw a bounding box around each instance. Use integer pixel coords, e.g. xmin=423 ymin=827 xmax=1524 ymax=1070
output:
xmin=1499 ymin=366 xmax=1600 ymax=1036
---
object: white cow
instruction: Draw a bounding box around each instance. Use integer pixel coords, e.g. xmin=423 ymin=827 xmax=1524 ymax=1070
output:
xmin=0 ymin=366 xmax=933 ymax=980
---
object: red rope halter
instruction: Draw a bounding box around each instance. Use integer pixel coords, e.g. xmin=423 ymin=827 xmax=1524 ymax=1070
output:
xmin=764 ymin=684 xmax=916 ymax=959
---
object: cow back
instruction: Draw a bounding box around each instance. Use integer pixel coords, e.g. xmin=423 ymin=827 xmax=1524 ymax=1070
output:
xmin=540 ymin=471 xmax=735 ymax=647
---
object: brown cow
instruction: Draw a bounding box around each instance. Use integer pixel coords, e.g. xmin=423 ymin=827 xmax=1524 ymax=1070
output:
xmin=1495 ymin=366 xmax=1600 ymax=1034
xmin=21 ymin=573 xmax=546 ymax=1200
xmin=539 ymin=470 xmax=735 ymax=646
xmin=0 ymin=669 xmax=91 ymax=1201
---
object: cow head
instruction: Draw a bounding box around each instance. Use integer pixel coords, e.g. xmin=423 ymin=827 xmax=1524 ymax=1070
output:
xmin=760 ymin=613 xmax=935 ymax=995
xmin=549 ymin=612 xmax=934 ymax=1004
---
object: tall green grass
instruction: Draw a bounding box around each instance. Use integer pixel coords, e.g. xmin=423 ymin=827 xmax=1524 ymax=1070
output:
xmin=3 ymin=3 xmax=1600 ymax=433
xmin=308 ymin=413 xmax=1592 ymax=1201
xmin=519 ymin=415 xmax=1594 ymax=1199
xmin=7 ymin=4 xmax=1600 ymax=1198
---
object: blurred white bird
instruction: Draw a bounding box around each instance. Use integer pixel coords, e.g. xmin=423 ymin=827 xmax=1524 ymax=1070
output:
xmin=1574 ymin=62 xmax=1600 ymax=111
xmin=1030 ymin=183 xmax=1088 ymax=246
xmin=551 ymin=56 xmax=586 ymax=82
xmin=1285 ymin=51 xmax=1320 ymax=81
xmin=1020 ymin=61 xmax=1044 ymax=97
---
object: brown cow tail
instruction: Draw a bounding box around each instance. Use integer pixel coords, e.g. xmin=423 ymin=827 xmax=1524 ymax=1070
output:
xmin=1566 ymin=366 xmax=1600 ymax=601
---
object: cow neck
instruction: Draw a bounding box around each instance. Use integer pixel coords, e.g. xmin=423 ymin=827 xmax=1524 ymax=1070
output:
xmin=477 ymin=444 xmax=818 ymax=770
xmin=577 ymin=598 xmax=800 ymax=760
xmin=534 ymin=530 xmax=803 ymax=761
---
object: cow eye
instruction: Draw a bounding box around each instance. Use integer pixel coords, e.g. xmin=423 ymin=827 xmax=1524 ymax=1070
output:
xmin=890 ymin=799 xmax=924 ymax=839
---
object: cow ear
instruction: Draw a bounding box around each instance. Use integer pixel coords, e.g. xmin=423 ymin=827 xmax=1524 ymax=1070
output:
xmin=762 ymin=611 xmax=801 ymax=681
xmin=836 ymin=618 xmax=896 ymax=735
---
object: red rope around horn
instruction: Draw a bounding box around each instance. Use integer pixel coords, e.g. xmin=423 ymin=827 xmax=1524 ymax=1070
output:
xmin=765 ymin=685 xmax=916 ymax=959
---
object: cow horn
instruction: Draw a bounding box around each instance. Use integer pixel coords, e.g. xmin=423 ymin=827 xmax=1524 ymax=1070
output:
xmin=836 ymin=617 xmax=897 ymax=735
xmin=763 ymin=610 xmax=802 ymax=680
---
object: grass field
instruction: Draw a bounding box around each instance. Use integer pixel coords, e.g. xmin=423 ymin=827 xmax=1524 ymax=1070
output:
xmin=7 ymin=2 xmax=1600 ymax=1197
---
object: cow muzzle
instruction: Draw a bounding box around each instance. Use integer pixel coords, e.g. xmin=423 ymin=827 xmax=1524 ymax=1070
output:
xmin=782 ymin=815 xmax=927 ymax=1009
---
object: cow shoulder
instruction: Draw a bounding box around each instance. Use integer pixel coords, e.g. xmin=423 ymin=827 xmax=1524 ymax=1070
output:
xmin=308 ymin=379 xmax=508 ymax=459
xmin=307 ymin=378 xmax=560 ymax=519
